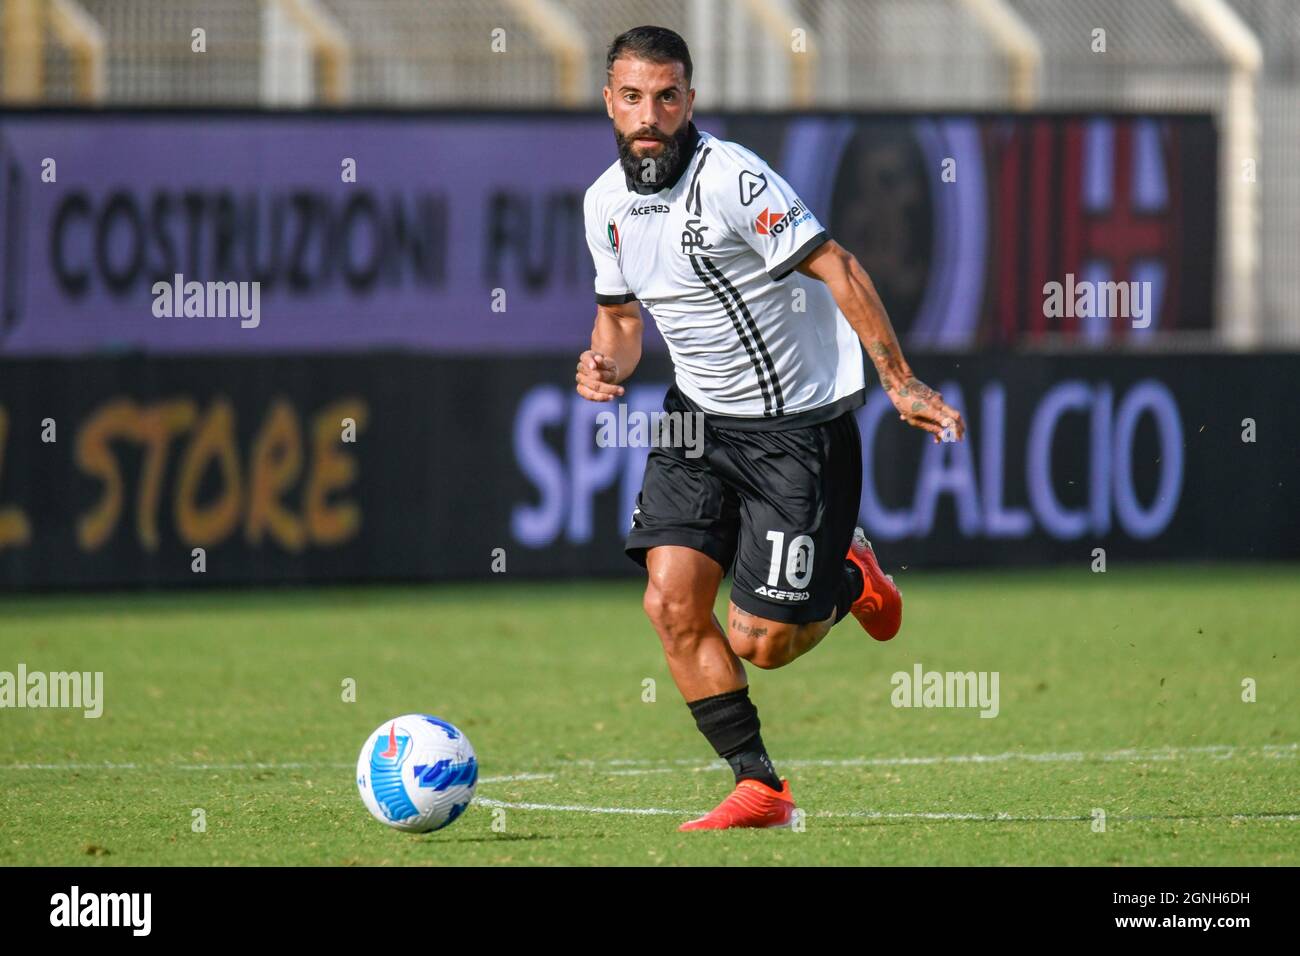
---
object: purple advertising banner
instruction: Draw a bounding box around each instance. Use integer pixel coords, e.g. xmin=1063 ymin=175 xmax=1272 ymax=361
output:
xmin=0 ymin=111 xmax=1214 ymax=356
xmin=0 ymin=112 xmax=684 ymax=355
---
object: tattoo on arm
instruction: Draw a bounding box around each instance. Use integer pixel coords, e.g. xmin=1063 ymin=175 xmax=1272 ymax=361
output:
xmin=870 ymin=342 xmax=903 ymax=392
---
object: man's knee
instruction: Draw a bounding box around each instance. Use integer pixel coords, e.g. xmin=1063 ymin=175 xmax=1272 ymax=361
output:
xmin=643 ymin=580 xmax=710 ymax=652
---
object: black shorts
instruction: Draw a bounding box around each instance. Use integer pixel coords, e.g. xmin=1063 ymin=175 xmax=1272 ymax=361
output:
xmin=625 ymin=385 xmax=864 ymax=624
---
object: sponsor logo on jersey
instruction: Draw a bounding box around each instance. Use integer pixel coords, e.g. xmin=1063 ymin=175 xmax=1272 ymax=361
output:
xmin=738 ymin=170 xmax=768 ymax=206
xmin=680 ymin=217 xmax=714 ymax=253
xmin=630 ymin=203 xmax=670 ymax=216
xmin=755 ymin=200 xmax=812 ymax=237
xmin=754 ymin=585 xmax=810 ymax=602
xmin=607 ymin=218 xmax=620 ymax=253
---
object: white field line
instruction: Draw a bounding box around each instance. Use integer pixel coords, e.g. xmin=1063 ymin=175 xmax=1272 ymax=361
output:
xmin=0 ymin=762 xmax=553 ymax=784
xmin=0 ymin=743 xmax=1292 ymax=775
xmin=471 ymin=798 xmax=1300 ymax=823
xmin=0 ymin=761 xmax=354 ymax=771
xmin=474 ymin=798 xmax=684 ymax=816
xmin=2 ymin=745 xmax=1294 ymax=824
xmin=554 ymin=742 xmax=1298 ymax=773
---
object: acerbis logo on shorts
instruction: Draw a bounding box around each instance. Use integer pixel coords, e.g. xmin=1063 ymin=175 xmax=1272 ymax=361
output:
xmin=754 ymin=585 xmax=809 ymax=602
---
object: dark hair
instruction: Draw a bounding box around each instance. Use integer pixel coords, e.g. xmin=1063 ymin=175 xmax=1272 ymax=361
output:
xmin=606 ymin=25 xmax=692 ymax=86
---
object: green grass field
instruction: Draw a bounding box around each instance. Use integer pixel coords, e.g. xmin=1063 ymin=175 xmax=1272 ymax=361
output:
xmin=1 ymin=565 xmax=1296 ymax=866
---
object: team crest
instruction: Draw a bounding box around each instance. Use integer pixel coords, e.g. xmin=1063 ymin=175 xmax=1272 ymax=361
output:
xmin=680 ymin=218 xmax=713 ymax=254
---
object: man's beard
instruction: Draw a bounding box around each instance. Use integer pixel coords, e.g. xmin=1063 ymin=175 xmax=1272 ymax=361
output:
xmin=616 ymin=122 xmax=692 ymax=189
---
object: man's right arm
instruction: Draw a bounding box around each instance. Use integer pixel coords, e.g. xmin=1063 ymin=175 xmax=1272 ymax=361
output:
xmin=576 ymin=300 xmax=642 ymax=402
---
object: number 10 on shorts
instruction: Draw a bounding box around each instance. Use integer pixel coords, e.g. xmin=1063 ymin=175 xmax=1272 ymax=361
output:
xmin=765 ymin=531 xmax=815 ymax=589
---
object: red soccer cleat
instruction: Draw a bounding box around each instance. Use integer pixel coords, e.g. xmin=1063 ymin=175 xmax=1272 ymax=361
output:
xmin=678 ymin=778 xmax=797 ymax=831
xmin=845 ymin=527 xmax=903 ymax=641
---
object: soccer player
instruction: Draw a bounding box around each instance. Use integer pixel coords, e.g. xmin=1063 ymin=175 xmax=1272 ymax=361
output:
xmin=575 ymin=26 xmax=965 ymax=831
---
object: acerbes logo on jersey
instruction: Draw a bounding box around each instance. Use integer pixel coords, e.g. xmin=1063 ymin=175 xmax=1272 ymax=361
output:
xmin=631 ymin=203 xmax=670 ymax=216
xmin=755 ymin=201 xmax=812 ymax=237
xmin=754 ymin=585 xmax=810 ymax=602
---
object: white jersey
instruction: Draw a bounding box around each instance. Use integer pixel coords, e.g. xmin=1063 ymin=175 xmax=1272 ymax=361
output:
xmin=583 ymin=122 xmax=866 ymax=429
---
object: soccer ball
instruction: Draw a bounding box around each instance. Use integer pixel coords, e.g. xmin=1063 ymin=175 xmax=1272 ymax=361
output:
xmin=356 ymin=714 xmax=478 ymax=833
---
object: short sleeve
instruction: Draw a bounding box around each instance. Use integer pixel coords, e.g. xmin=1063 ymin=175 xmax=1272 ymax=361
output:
xmin=716 ymin=158 xmax=829 ymax=282
xmin=584 ymin=189 xmax=637 ymax=305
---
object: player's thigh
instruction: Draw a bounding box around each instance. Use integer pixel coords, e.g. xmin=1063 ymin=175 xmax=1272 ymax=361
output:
xmin=724 ymin=599 xmax=803 ymax=666
xmin=722 ymin=411 xmax=863 ymax=625
xmin=625 ymin=417 xmax=740 ymax=576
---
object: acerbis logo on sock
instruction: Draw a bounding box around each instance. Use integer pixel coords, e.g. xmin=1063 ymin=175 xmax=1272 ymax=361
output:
xmin=890 ymin=663 xmax=999 ymax=718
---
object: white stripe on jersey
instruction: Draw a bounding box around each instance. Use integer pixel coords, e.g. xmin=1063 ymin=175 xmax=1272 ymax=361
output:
xmin=583 ymin=123 xmax=866 ymax=422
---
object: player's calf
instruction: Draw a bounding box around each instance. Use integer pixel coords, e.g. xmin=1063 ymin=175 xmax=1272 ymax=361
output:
xmin=642 ymin=546 xmax=747 ymax=701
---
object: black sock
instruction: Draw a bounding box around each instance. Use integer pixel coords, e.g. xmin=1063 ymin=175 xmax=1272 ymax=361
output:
xmin=686 ymin=686 xmax=782 ymax=792
xmin=834 ymin=560 xmax=864 ymax=623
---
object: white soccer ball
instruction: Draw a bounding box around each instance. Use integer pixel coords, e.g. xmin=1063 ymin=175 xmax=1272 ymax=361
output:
xmin=356 ymin=714 xmax=478 ymax=833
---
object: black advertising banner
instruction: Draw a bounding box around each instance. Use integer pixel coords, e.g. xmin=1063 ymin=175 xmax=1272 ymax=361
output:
xmin=0 ymin=351 xmax=1295 ymax=590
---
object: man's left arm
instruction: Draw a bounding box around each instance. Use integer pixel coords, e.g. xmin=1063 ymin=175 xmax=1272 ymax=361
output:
xmin=796 ymin=240 xmax=965 ymax=443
